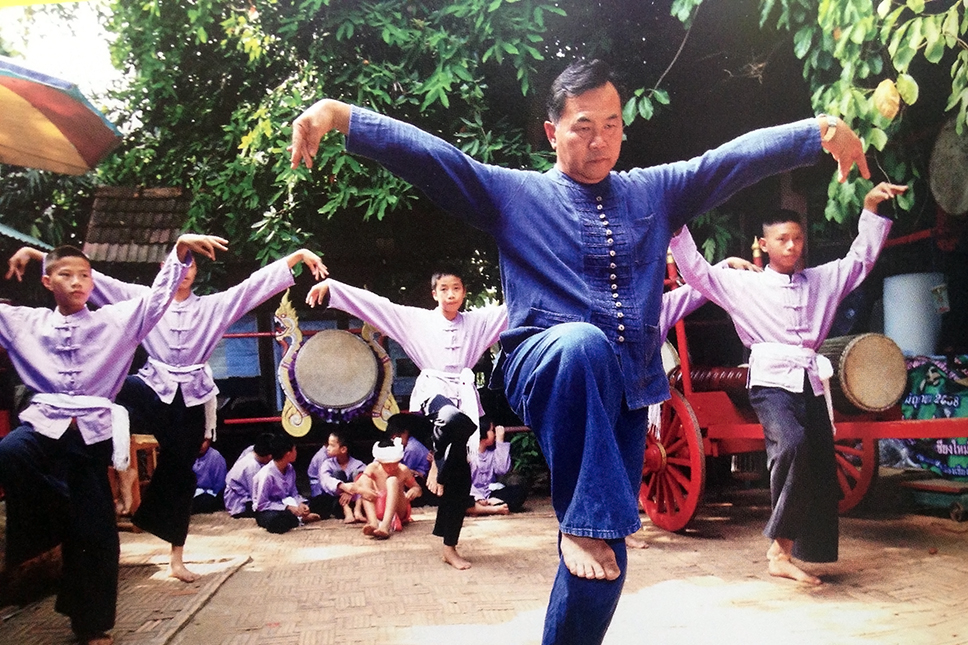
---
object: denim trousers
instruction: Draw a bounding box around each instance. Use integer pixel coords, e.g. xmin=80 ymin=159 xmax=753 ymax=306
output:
xmin=748 ymin=383 xmax=839 ymax=563
xmin=502 ymin=322 xmax=647 ymax=645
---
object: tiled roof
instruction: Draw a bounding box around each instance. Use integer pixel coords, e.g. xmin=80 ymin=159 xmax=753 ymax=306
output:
xmin=82 ymin=186 xmax=189 ymax=263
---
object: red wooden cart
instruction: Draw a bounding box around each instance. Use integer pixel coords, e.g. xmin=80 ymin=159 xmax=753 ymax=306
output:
xmin=640 ymin=251 xmax=968 ymax=532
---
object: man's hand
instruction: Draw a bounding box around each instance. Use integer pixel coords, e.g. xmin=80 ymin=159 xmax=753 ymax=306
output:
xmin=286 ymin=249 xmax=328 ymax=280
xmin=175 ymin=234 xmax=229 ymax=262
xmin=819 ymin=115 xmax=871 ymax=183
xmin=305 ymin=281 xmax=330 ymax=308
xmin=5 ymin=246 xmax=44 ymax=281
xmin=288 ymin=99 xmax=352 ymax=170
xmin=863 ymin=182 xmax=908 ymax=214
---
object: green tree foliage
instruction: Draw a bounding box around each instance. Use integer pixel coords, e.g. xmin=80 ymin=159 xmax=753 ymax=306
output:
xmin=748 ymin=0 xmax=968 ymax=228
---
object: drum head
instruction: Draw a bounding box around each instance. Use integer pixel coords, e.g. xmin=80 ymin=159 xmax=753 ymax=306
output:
xmin=840 ymin=333 xmax=907 ymax=412
xmin=294 ymin=330 xmax=379 ymax=412
xmin=930 ymin=118 xmax=968 ymax=216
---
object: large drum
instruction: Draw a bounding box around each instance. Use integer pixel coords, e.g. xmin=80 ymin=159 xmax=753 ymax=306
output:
xmin=819 ymin=333 xmax=907 ymax=413
xmin=291 ymin=329 xmax=381 ymax=423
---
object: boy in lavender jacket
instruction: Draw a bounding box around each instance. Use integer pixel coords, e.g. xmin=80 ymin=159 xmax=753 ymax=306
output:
xmin=669 ymin=182 xmax=905 ymax=584
xmin=1 ymin=234 xmax=224 ymax=645
xmin=7 ymin=244 xmax=326 ymax=581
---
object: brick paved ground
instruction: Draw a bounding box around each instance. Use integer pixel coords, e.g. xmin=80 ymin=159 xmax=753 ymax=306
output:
xmin=2 ymin=468 xmax=968 ymax=645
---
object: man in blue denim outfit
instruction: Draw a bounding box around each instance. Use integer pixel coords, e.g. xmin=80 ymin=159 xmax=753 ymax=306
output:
xmin=289 ymin=59 xmax=870 ymax=645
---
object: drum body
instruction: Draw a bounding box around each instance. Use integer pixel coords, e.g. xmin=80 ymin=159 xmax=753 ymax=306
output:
xmin=291 ymin=329 xmax=380 ymax=423
xmin=818 ymin=333 xmax=907 ymax=413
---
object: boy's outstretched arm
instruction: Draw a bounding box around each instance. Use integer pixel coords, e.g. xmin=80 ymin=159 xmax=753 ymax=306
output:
xmin=284 ymin=249 xmax=328 ymax=280
xmin=864 ymin=182 xmax=908 ymax=214
xmin=305 ymin=280 xmax=330 ymax=308
xmin=175 ymin=234 xmax=229 ymax=262
xmin=5 ymin=246 xmax=45 ymax=282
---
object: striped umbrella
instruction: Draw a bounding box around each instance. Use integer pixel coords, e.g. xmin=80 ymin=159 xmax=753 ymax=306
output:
xmin=0 ymin=56 xmax=121 ymax=175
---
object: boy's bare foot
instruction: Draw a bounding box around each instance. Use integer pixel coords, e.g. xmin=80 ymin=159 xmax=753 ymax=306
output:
xmin=343 ymin=513 xmax=361 ymax=524
xmin=303 ymin=513 xmax=322 ymax=524
xmin=442 ymin=545 xmax=471 ymax=570
xmin=362 ymin=524 xmax=377 ymax=536
xmin=766 ymin=540 xmax=821 ymax=585
xmin=560 ymin=533 xmax=621 ymax=580
xmin=168 ymin=562 xmax=201 ymax=583
xmin=372 ymin=527 xmax=390 ymax=540
xmin=624 ymin=533 xmax=650 ymax=549
xmin=77 ymin=631 xmax=113 ymax=645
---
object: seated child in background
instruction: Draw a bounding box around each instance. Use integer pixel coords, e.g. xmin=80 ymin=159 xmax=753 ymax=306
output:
xmin=387 ymin=413 xmax=436 ymax=506
xmin=252 ymin=434 xmax=321 ymax=534
xmin=307 ymin=430 xmax=366 ymax=523
xmin=224 ymin=432 xmax=274 ymax=518
xmin=191 ymin=438 xmax=227 ymax=514
xmin=357 ymin=436 xmax=422 ymax=540
xmin=468 ymin=416 xmax=526 ymax=514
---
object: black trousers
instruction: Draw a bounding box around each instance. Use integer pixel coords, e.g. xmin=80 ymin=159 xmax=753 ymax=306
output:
xmin=425 ymin=395 xmax=477 ymax=547
xmin=117 ymin=377 xmax=205 ymax=547
xmin=255 ymin=509 xmax=299 ymax=534
xmin=0 ymin=425 xmax=118 ymax=635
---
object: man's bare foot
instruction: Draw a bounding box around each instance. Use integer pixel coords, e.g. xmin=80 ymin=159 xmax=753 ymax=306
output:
xmin=768 ymin=555 xmax=822 ymax=585
xmin=168 ymin=561 xmax=201 ymax=583
xmin=442 ymin=545 xmax=471 ymax=570
xmin=624 ymin=533 xmax=650 ymax=549
xmin=560 ymin=533 xmax=621 ymax=580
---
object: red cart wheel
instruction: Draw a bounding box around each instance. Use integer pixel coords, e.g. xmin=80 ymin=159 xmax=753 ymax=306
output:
xmin=835 ymin=437 xmax=879 ymax=514
xmin=640 ymin=389 xmax=706 ymax=532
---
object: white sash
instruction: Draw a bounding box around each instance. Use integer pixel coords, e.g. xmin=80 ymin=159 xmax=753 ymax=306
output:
xmin=749 ymin=343 xmax=837 ymax=435
xmin=31 ymin=393 xmax=131 ymax=470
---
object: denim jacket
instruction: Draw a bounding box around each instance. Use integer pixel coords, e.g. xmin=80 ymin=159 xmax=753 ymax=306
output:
xmin=347 ymin=107 xmax=821 ymax=409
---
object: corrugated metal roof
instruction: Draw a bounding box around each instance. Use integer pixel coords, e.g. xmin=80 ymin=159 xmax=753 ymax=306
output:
xmin=0 ymin=222 xmax=53 ymax=250
xmin=83 ymin=186 xmax=189 ymax=263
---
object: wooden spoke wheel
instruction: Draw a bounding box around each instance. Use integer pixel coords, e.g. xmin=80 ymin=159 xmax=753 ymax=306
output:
xmin=640 ymin=389 xmax=706 ymax=532
xmin=835 ymin=437 xmax=879 ymax=514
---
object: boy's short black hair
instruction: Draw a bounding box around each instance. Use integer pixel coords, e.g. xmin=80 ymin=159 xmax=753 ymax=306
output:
xmin=270 ymin=433 xmax=295 ymax=461
xmin=547 ymin=59 xmax=624 ymax=124
xmin=478 ymin=414 xmax=494 ymax=441
xmin=328 ymin=429 xmax=348 ymax=449
xmin=253 ymin=432 xmax=274 ymax=457
xmin=430 ymin=267 xmax=465 ymax=291
xmin=761 ymin=209 xmax=804 ymax=234
xmin=44 ymin=245 xmax=90 ymax=275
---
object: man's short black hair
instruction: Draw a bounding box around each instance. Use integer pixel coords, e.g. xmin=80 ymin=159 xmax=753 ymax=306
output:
xmin=44 ymin=245 xmax=90 ymax=275
xmin=761 ymin=209 xmax=804 ymax=234
xmin=547 ymin=59 xmax=624 ymax=124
